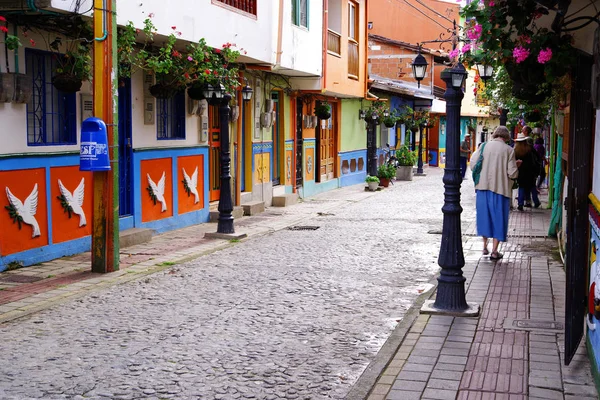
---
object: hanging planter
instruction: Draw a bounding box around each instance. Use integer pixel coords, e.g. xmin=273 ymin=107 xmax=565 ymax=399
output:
xmin=410 ymin=125 xmax=419 ymax=133
xmin=52 ymin=73 xmax=83 ymax=93
xmin=524 ymin=111 xmax=542 ymax=123
xmin=149 ymin=81 xmax=181 ymax=99
xmin=187 ymin=81 xmax=205 ymax=100
xmin=314 ymin=102 xmax=331 ymax=119
xmin=0 ymin=73 xmax=15 ymax=103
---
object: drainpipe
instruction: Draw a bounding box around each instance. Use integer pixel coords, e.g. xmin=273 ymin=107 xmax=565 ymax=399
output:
xmin=364 ymin=0 xmax=369 ymax=99
xmin=13 ymin=23 xmax=18 ymax=73
xmin=235 ymin=72 xmax=243 ymax=206
xmin=322 ymin=0 xmax=327 ymax=91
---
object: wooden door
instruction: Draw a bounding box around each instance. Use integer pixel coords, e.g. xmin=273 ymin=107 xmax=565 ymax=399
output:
xmin=318 ymin=106 xmax=335 ymax=181
xmin=208 ymin=105 xmax=221 ymax=202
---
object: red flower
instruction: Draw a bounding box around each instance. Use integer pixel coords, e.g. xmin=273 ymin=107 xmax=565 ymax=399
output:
xmin=177 ymin=31 xmax=182 ymax=37
xmin=215 ymin=49 xmax=221 ymax=54
xmin=184 ymin=73 xmax=190 ymax=79
xmin=213 ymin=70 xmax=218 ymax=75
xmin=204 ymin=69 xmax=210 ymax=74
xmin=136 ymin=28 xmax=140 ymax=34
xmin=148 ymin=12 xmax=155 ymax=18
xmin=171 ymin=26 xmax=176 ymax=30
xmin=0 ymin=16 xmax=6 ymax=22
xmin=172 ymin=50 xmax=181 ymax=58
xmin=0 ymin=26 xmax=8 ymax=33
xmin=29 ymin=39 xmax=36 ymax=46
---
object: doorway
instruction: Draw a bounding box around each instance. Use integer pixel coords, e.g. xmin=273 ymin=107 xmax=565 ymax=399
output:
xmin=316 ymin=103 xmax=335 ymax=182
xmin=208 ymin=105 xmax=221 ymax=202
xmin=295 ymin=99 xmax=304 ymax=188
xmin=271 ymin=92 xmax=281 ymax=186
xmin=118 ymin=78 xmax=133 ymax=216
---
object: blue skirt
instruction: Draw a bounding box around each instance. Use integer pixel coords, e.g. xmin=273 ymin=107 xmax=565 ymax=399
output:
xmin=476 ymin=190 xmax=510 ymax=242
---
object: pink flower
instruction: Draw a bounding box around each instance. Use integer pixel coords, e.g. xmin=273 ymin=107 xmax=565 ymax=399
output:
xmin=29 ymin=39 xmax=36 ymax=46
xmin=187 ymin=56 xmax=193 ymax=61
xmin=448 ymin=49 xmax=459 ymax=59
xmin=0 ymin=16 xmax=6 ymax=22
xmin=148 ymin=12 xmax=154 ymax=18
xmin=488 ymin=1 xmax=495 ymax=5
xmin=0 ymin=26 xmax=7 ymax=33
xmin=513 ymin=46 xmax=530 ymax=64
xmin=461 ymin=44 xmax=472 ymax=53
xmin=466 ymin=24 xmax=482 ymax=41
xmin=171 ymin=26 xmax=176 ymax=30
xmin=537 ymin=48 xmax=552 ymax=64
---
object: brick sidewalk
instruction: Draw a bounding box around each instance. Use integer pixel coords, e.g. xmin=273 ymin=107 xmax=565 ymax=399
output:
xmin=366 ymin=205 xmax=598 ymax=400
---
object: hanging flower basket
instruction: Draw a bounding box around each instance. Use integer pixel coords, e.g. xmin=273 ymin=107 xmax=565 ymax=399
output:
xmin=384 ymin=120 xmax=396 ymax=128
xmin=511 ymin=81 xmax=550 ymax=105
xmin=149 ymin=81 xmax=181 ymax=99
xmin=52 ymin=73 xmax=83 ymax=93
xmin=524 ymin=111 xmax=542 ymax=123
xmin=410 ymin=126 xmax=419 ymax=133
xmin=187 ymin=82 xmax=205 ymax=100
xmin=314 ymin=102 xmax=331 ymax=120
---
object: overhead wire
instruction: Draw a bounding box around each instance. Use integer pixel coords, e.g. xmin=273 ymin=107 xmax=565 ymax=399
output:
xmin=401 ymin=0 xmax=454 ymax=33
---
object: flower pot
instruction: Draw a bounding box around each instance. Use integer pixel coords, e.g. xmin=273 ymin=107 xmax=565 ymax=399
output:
xmin=511 ymin=81 xmax=549 ymax=105
xmin=367 ymin=181 xmax=379 ymax=191
xmin=315 ymin=110 xmax=331 ymax=120
xmin=13 ymin=73 xmax=32 ymax=104
xmin=410 ymin=126 xmax=419 ymax=133
xmin=396 ymin=165 xmax=413 ymax=181
xmin=524 ymin=111 xmax=541 ymax=123
xmin=384 ymin=121 xmax=396 ymax=128
xmin=52 ymin=73 xmax=83 ymax=93
xmin=0 ymin=73 xmax=15 ymax=103
xmin=379 ymin=178 xmax=390 ymax=187
xmin=150 ymin=81 xmax=180 ymax=99
xmin=187 ymin=84 xmax=205 ymax=100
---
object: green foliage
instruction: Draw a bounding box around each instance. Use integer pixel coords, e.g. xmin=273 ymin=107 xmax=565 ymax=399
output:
xmin=364 ymin=100 xmax=387 ymax=120
xmin=365 ymin=175 xmax=380 ymax=183
xmin=396 ymin=145 xmax=417 ymax=166
xmin=47 ymin=17 xmax=93 ymax=81
xmin=0 ymin=16 xmax=21 ymax=53
xmin=5 ymin=203 xmax=23 ymax=229
xmin=118 ymin=17 xmax=242 ymax=93
xmin=377 ymin=163 xmax=396 ymax=179
xmin=314 ymin=102 xmax=331 ymax=117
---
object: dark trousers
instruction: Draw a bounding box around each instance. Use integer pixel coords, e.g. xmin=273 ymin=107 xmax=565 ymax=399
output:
xmin=460 ymin=156 xmax=468 ymax=179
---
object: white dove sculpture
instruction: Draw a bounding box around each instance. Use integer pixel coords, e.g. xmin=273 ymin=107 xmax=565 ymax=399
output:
xmin=182 ymin=167 xmax=199 ymax=204
xmin=6 ymin=184 xmax=40 ymax=238
xmin=147 ymin=172 xmax=167 ymax=212
xmin=58 ymin=178 xmax=86 ymax=227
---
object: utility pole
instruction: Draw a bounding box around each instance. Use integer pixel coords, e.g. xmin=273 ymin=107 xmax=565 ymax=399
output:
xmin=91 ymin=0 xmax=119 ymax=273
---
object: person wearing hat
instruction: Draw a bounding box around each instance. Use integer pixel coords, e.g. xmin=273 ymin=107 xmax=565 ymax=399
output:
xmin=514 ymin=132 xmax=541 ymax=210
xmin=470 ymin=126 xmax=520 ymax=260
xmin=460 ymin=134 xmax=471 ymax=179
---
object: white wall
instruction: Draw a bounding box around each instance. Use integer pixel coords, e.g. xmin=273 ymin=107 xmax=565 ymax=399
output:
xmin=279 ymin=0 xmax=323 ymax=76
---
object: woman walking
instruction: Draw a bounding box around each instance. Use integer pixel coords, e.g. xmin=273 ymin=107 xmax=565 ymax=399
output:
xmin=514 ymin=133 xmax=541 ymax=210
xmin=470 ymin=126 xmax=520 ymax=260
xmin=534 ymin=137 xmax=546 ymax=188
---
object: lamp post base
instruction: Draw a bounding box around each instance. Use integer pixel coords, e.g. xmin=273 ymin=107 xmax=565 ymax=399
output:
xmin=420 ymin=299 xmax=480 ymax=317
xmin=204 ymin=232 xmax=248 ymax=240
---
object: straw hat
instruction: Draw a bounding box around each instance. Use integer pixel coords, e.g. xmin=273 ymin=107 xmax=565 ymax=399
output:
xmin=515 ymin=133 xmax=529 ymax=141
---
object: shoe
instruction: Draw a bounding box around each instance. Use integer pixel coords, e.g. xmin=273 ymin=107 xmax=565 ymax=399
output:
xmin=534 ymin=203 xmax=541 ymax=209
xmin=483 ymin=248 xmax=489 ymax=255
xmin=524 ymin=202 xmax=532 ymax=208
xmin=490 ymin=252 xmax=503 ymax=260
xmin=517 ymin=205 xmax=524 ymax=211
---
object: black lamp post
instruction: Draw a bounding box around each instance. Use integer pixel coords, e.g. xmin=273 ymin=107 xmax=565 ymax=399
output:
xmin=474 ymin=62 xmax=494 ymax=85
xmin=411 ymin=50 xmax=480 ymax=315
xmin=416 ymin=125 xmax=424 ymax=174
xmin=203 ymin=81 xmax=252 ymax=235
xmin=412 ymin=49 xmax=428 ymax=88
xmin=367 ymin=114 xmax=378 ymax=177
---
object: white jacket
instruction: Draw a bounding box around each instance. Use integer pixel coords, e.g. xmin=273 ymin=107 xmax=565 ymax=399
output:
xmin=470 ymin=138 xmax=519 ymax=199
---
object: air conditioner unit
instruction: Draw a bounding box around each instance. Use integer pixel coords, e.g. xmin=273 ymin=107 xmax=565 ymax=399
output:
xmin=0 ymin=0 xmax=50 ymax=11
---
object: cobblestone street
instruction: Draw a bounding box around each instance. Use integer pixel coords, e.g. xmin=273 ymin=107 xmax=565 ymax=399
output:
xmin=0 ymin=168 xmax=477 ymax=399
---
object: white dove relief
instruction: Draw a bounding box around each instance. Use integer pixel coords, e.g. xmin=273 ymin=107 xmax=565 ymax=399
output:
xmin=147 ymin=172 xmax=167 ymax=212
xmin=182 ymin=167 xmax=200 ymax=204
xmin=58 ymin=178 xmax=86 ymax=227
xmin=6 ymin=184 xmax=41 ymax=238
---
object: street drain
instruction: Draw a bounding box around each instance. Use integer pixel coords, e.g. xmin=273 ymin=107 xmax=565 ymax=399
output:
xmin=287 ymin=226 xmax=320 ymax=231
xmin=503 ymin=318 xmax=563 ymax=332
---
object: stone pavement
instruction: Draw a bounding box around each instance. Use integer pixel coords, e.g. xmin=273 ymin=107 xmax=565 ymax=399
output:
xmin=364 ymin=190 xmax=599 ymax=400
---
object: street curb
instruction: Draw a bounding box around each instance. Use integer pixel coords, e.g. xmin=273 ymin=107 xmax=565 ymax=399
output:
xmin=345 ymin=280 xmax=437 ymax=400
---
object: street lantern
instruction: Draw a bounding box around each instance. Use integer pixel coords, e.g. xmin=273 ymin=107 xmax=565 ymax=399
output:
xmin=474 ymin=63 xmax=494 ymax=84
xmin=213 ymin=81 xmax=225 ymax=101
xmin=443 ymin=62 xmax=468 ymax=89
xmin=411 ymin=51 xmax=429 ymax=88
xmin=241 ymin=84 xmax=253 ymax=101
xmin=202 ymin=83 xmax=215 ymax=101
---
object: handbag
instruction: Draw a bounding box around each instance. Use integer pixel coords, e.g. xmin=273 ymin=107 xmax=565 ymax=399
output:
xmin=471 ymin=142 xmax=486 ymax=185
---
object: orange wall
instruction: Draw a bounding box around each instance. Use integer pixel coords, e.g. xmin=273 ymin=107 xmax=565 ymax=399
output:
xmin=368 ymin=0 xmax=459 ymax=52
xmin=50 ymin=167 xmax=93 ymax=244
xmin=141 ymin=158 xmax=173 ymax=222
xmin=325 ymin=0 xmax=368 ymax=97
xmin=177 ymin=155 xmax=205 ymax=215
xmin=368 ymin=39 xmax=435 ymax=88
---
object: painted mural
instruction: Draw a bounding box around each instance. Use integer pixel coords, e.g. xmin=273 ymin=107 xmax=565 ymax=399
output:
xmin=178 ymin=154 xmax=205 ymax=214
xmin=50 ymin=167 xmax=93 ymax=244
xmin=0 ymin=168 xmax=48 ymax=255
xmin=141 ymin=158 xmax=173 ymax=222
xmin=588 ymin=194 xmax=600 ymax=372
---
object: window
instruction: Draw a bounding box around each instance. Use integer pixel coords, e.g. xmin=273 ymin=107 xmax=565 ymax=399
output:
xmin=347 ymin=1 xmax=360 ymax=78
xmin=157 ymin=91 xmax=186 ymax=140
xmin=292 ymin=0 xmax=308 ymax=28
xmin=26 ymin=50 xmax=76 ymax=146
xmin=348 ymin=1 xmax=358 ymax=41
xmin=213 ymin=0 xmax=257 ymax=16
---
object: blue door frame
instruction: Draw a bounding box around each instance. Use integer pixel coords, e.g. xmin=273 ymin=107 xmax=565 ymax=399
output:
xmin=118 ymin=79 xmax=133 ymax=216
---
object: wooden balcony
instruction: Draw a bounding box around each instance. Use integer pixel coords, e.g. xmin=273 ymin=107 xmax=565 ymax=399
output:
xmin=348 ymin=40 xmax=359 ymax=79
xmin=214 ymin=0 xmax=256 ymax=15
xmin=327 ymin=29 xmax=341 ymax=56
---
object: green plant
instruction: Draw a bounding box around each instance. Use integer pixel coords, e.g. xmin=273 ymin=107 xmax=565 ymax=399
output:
xmin=0 ymin=16 xmax=21 ymax=60
xmin=314 ymin=102 xmax=331 ymax=117
xmin=365 ymin=175 xmax=380 ymax=183
xmin=377 ymin=164 xmax=396 ymax=179
xmin=382 ymin=112 xmax=397 ymax=127
xmin=46 ymin=17 xmax=93 ymax=81
xmin=396 ymin=145 xmax=417 ymax=166
xmin=364 ymin=100 xmax=387 ymax=120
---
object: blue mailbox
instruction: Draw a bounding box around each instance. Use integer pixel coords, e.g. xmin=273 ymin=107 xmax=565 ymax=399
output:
xmin=80 ymin=117 xmax=110 ymax=171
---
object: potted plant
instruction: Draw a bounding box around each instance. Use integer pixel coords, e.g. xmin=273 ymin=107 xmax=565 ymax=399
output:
xmin=395 ymin=145 xmax=417 ymax=181
xmin=365 ymin=175 xmax=380 ymax=191
xmin=47 ymin=17 xmax=93 ymax=93
xmin=382 ymin=109 xmax=398 ymax=128
xmin=314 ymin=102 xmax=331 ymax=119
xmin=377 ymin=163 xmax=395 ymax=187
xmin=364 ymin=100 xmax=386 ymax=125
xmin=0 ymin=16 xmax=32 ymax=103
